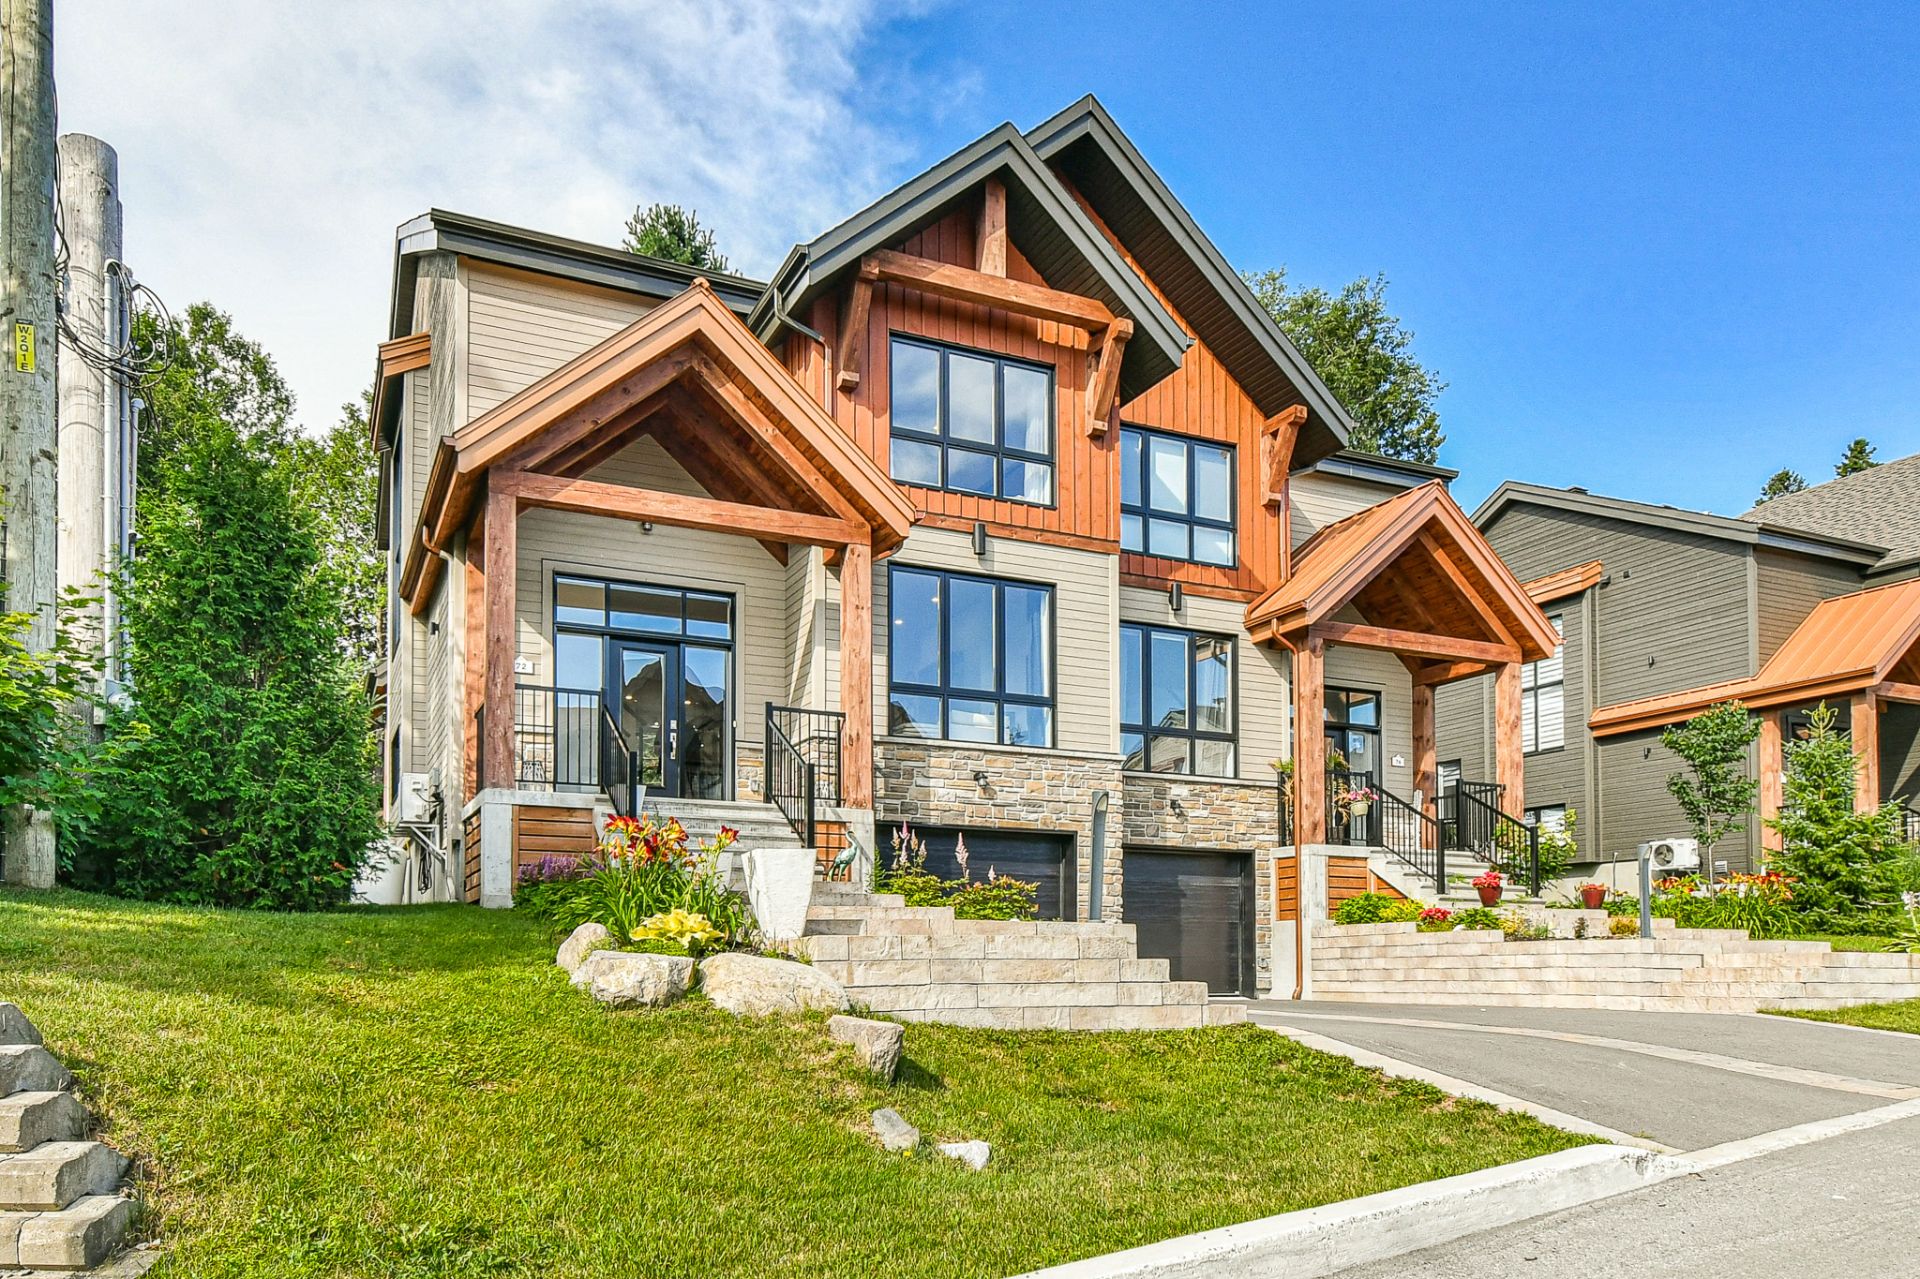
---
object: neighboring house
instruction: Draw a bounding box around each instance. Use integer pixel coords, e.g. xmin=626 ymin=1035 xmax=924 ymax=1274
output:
xmin=371 ymin=96 xmax=1554 ymax=997
xmin=1437 ymin=467 xmax=1920 ymax=878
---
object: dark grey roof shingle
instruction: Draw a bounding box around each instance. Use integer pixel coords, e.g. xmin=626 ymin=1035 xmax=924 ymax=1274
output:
xmin=1743 ymin=452 xmax=1920 ymax=570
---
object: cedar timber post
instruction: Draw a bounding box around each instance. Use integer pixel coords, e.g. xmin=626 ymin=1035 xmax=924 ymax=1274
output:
xmin=1852 ymin=691 xmax=1880 ymax=814
xmin=463 ymin=504 xmax=489 ymax=798
xmin=977 ymin=177 xmax=1007 ymax=276
xmin=1292 ymin=637 xmax=1326 ymax=846
xmin=839 ymin=537 xmax=875 ymax=808
xmin=1494 ymin=659 xmax=1526 ymax=817
xmin=483 ymin=480 xmax=519 ymax=793
xmin=1411 ymin=682 xmax=1438 ymax=843
xmin=1758 ymin=710 xmax=1783 ymax=855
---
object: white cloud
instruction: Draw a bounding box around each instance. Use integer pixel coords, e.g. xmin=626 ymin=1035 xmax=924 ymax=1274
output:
xmin=55 ymin=0 xmax=918 ymax=430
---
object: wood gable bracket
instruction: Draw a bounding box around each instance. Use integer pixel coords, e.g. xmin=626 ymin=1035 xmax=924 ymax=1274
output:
xmin=1083 ymin=318 xmax=1133 ymax=437
xmin=1260 ymin=405 xmax=1307 ymax=507
xmin=835 ymin=261 xmax=880 ymax=393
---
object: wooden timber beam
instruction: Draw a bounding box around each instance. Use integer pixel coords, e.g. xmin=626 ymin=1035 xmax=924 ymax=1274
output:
xmin=1083 ymin=318 xmax=1133 ymax=436
xmin=1261 ymin=405 xmax=1307 ymax=507
xmin=862 ymin=248 xmax=1115 ymax=331
xmin=1416 ymin=531 xmax=1520 ymax=648
xmin=1495 ymin=660 xmax=1526 ymax=816
xmin=1310 ymin=620 xmax=1520 ymax=665
xmin=836 ymin=263 xmax=878 ymax=392
xmin=498 ymin=470 xmax=865 ymax=549
xmin=1411 ymin=658 xmax=1498 ymax=687
xmin=1871 ymin=680 xmax=1920 ymax=706
xmin=1854 ymin=690 xmax=1881 ymax=814
xmin=485 ymin=350 xmax=697 ymax=480
xmin=1759 ymin=711 xmax=1783 ymax=855
xmin=977 ymin=178 xmax=1007 ymax=276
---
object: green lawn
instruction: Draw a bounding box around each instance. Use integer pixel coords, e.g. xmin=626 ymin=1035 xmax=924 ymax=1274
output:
xmin=1776 ymin=1000 xmax=1920 ymax=1035
xmin=1793 ymin=934 xmax=1902 ymax=952
xmin=0 ymin=889 xmax=1588 ymax=1278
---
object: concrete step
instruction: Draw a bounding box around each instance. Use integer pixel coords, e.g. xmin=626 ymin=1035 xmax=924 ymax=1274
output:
xmin=0 ymin=1142 xmax=128 ymax=1213
xmin=647 ymin=798 xmax=804 ymax=847
xmin=0 ymin=1194 xmax=136 ymax=1271
xmin=0 ymin=1047 xmax=71 ymax=1099
xmin=0 ymin=1093 xmax=86 ymax=1154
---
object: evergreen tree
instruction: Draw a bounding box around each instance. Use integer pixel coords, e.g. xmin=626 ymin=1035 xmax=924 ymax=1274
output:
xmin=1756 ymin=469 xmax=1807 ymax=503
xmin=289 ymin=392 xmax=384 ymax=676
xmin=1769 ymin=704 xmax=1906 ymax=929
xmin=622 ymin=202 xmax=730 ymax=272
xmin=1242 ymin=268 xmax=1446 ymax=464
xmin=1835 ymin=438 xmax=1878 ymax=477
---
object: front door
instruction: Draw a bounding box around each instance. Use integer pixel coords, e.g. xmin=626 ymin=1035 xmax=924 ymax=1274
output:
xmin=609 ymin=639 xmax=733 ymax=801
xmin=1325 ymin=687 xmax=1383 ymax=846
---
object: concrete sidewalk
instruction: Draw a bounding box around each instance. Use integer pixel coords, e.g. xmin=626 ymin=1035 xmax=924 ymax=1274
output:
xmin=1250 ymin=1001 xmax=1920 ymax=1150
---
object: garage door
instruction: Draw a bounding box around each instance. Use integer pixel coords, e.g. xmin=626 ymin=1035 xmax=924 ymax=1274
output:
xmin=1124 ymin=849 xmax=1254 ymax=995
xmin=908 ymin=827 xmax=1075 ymax=920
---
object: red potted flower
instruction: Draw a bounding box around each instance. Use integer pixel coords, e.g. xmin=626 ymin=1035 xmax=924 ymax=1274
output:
xmin=1578 ymin=881 xmax=1607 ymax=910
xmin=1472 ymin=868 xmax=1504 ymax=907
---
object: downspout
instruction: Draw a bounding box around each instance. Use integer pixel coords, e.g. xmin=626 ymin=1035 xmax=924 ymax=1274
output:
xmin=1276 ymin=632 xmax=1307 ymax=1001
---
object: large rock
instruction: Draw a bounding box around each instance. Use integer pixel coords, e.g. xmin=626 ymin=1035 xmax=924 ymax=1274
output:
xmin=871 ymin=1108 xmax=919 ymax=1152
xmin=570 ymin=950 xmax=694 ymax=1008
xmin=828 ymin=1014 xmax=904 ymax=1080
xmin=0 ymin=1004 xmax=41 ymax=1047
xmin=699 ymin=952 xmax=849 ymax=1017
xmin=555 ymin=923 xmax=615 ymax=975
xmin=937 ymin=1140 xmax=991 ymax=1170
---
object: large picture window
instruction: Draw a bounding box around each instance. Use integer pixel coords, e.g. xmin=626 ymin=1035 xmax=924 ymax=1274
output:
xmin=1522 ymin=615 xmax=1565 ymax=755
xmin=1121 ymin=623 xmax=1236 ymax=776
xmin=1119 ymin=425 xmax=1236 ymax=567
xmin=889 ymin=336 xmax=1055 ymax=505
xmin=887 ymin=567 xmax=1053 ymax=747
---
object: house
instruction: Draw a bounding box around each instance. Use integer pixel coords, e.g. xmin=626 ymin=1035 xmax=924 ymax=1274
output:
xmin=1437 ymin=463 xmax=1920 ymax=880
xmin=371 ymin=96 xmax=1555 ymax=997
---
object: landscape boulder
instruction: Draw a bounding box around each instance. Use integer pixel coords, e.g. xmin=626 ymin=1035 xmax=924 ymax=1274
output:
xmin=0 ymin=1004 xmax=41 ymax=1047
xmin=698 ymin=953 xmax=849 ymax=1017
xmin=871 ymin=1108 xmax=920 ymax=1153
xmin=570 ymin=950 xmax=694 ymax=1008
xmin=828 ymin=1014 xmax=904 ymax=1081
xmin=937 ymin=1140 xmax=991 ymax=1171
xmin=555 ymin=922 xmax=615 ymax=975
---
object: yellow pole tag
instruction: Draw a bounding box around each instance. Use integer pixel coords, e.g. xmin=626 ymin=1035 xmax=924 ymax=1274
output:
xmin=12 ymin=322 xmax=34 ymax=373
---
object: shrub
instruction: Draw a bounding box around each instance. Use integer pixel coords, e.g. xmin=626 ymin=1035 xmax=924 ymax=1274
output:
xmin=1500 ymin=911 xmax=1550 ymax=941
xmin=873 ymin=825 xmax=1037 ymax=921
xmin=1769 ymin=704 xmax=1912 ymax=931
xmin=948 ymin=873 xmax=1041 ymax=921
xmin=1610 ymin=915 xmax=1640 ymax=937
xmin=1334 ymin=892 xmax=1398 ymax=925
xmin=1449 ymin=906 xmax=1502 ymax=931
xmin=1416 ymin=907 xmax=1454 ymax=932
xmin=631 ymin=908 xmax=725 ymax=955
xmin=1380 ymin=898 xmax=1426 ymax=923
xmin=1693 ymin=871 xmax=1796 ymax=939
xmin=626 ymin=937 xmax=689 ymax=957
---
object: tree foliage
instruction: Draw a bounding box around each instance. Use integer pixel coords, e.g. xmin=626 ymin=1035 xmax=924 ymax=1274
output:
xmin=622 ymin=202 xmax=730 ymax=272
xmin=1835 ymin=437 xmax=1878 ymax=477
xmin=1768 ymin=703 xmax=1910 ymax=930
xmin=131 ymin=303 xmax=294 ymax=487
xmin=1661 ymin=701 xmax=1760 ymax=857
xmin=1242 ymin=268 xmax=1446 ymax=464
xmin=289 ymin=392 xmax=384 ymax=675
xmin=77 ymin=307 xmax=379 ymax=909
xmin=1756 ymin=469 xmax=1807 ymax=503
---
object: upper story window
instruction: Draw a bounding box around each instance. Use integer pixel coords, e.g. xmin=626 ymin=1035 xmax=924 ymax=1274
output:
xmin=1522 ymin=615 xmax=1565 ymax=755
xmin=1119 ymin=425 xmax=1235 ymax=567
xmin=1121 ymin=623 xmax=1235 ymax=776
xmin=887 ymin=566 xmax=1053 ymax=748
xmin=888 ymin=336 xmax=1054 ymax=506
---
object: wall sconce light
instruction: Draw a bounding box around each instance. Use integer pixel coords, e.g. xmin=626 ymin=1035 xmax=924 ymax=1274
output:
xmin=641 ymin=521 xmax=654 ymax=534
xmin=972 ymin=521 xmax=988 ymax=557
xmin=1169 ymin=581 xmax=1184 ymax=613
xmin=1169 ymin=796 xmax=1185 ymax=816
xmin=428 ymin=621 xmax=440 ymax=635
xmin=971 ymin=770 xmax=991 ymax=789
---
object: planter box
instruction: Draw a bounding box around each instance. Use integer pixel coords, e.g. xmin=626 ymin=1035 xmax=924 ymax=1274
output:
xmin=743 ymin=848 xmax=817 ymax=942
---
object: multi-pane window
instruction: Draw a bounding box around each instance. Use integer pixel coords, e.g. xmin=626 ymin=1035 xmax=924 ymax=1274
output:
xmin=1120 ymin=624 xmax=1235 ymax=776
xmin=887 ymin=567 xmax=1054 ymax=747
xmin=1119 ymin=425 xmax=1236 ymax=567
xmin=1525 ymin=804 xmax=1568 ymax=835
xmin=888 ymin=336 xmax=1054 ymax=505
xmin=1521 ymin=614 xmax=1565 ymax=755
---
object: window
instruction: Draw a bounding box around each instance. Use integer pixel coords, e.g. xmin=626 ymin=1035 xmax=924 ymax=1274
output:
xmin=888 ymin=337 xmax=1054 ymax=505
xmin=1525 ymin=804 xmax=1567 ymax=835
xmin=887 ymin=566 xmax=1053 ymax=747
xmin=1521 ymin=615 xmax=1565 ymax=754
xmin=1121 ymin=624 xmax=1235 ymax=776
xmin=1119 ymin=425 xmax=1236 ymax=567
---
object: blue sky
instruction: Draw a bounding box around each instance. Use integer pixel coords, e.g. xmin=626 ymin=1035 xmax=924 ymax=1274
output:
xmin=852 ymin=2 xmax=1920 ymax=512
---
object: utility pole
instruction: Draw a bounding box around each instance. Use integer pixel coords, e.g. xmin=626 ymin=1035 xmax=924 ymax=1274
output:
xmin=1 ymin=0 xmax=59 ymax=888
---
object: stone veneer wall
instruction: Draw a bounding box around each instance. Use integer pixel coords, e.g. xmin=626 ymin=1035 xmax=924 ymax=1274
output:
xmin=874 ymin=741 xmax=1125 ymax=921
xmin=1121 ymin=776 xmax=1285 ymax=993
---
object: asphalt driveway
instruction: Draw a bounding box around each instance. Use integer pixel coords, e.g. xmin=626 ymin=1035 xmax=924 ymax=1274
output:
xmin=1249 ymin=1000 xmax=1920 ymax=1151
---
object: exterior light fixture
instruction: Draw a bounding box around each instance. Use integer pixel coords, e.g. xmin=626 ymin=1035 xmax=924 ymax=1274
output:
xmin=1169 ymin=581 xmax=1184 ymax=613
xmin=641 ymin=521 xmax=654 ymax=534
xmin=972 ymin=521 xmax=988 ymax=557
xmin=972 ymin=769 xmax=990 ymax=788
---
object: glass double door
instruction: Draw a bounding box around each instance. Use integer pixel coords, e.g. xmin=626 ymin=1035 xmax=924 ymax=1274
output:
xmin=1325 ymin=687 xmax=1383 ymax=846
xmin=609 ymin=640 xmax=730 ymax=801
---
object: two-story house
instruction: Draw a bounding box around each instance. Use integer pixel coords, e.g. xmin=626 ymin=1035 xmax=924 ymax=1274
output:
xmin=372 ymin=97 xmax=1556 ymax=997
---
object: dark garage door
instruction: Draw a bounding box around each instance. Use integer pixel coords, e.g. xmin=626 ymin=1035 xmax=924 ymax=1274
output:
xmin=909 ymin=827 xmax=1075 ymax=920
xmin=1124 ymin=849 xmax=1254 ymax=995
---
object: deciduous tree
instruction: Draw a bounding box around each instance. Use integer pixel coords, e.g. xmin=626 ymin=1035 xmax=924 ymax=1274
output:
xmin=1661 ymin=701 xmax=1760 ymax=865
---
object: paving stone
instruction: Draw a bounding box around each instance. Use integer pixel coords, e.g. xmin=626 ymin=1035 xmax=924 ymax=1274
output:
xmin=18 ymin=1193 xmax=134 ymax=1270
xmin=0 ymin=1141 xmax=128 ymax=1212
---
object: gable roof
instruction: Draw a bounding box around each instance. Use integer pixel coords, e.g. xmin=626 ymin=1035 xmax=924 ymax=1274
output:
xmin=1743 ymin=452 xmax=1920 ymax=574
xmin=1245 ymin=480 xmax=1559 ymax=662
xmin=748 ymin=122 xmax=1188 ymax=405
xmin=1026 ymin=95 xmax=1353 ymax=467
xmin=1475 ymin=481 xmax=1885 ymax=566
xmin=1589 ymin=578 xmax=1920 ymax=735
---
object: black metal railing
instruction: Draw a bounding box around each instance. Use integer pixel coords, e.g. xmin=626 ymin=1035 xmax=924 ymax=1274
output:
xmin=1899 ymin=801 xmax=1920 ymax=846
xmin=765 ymin=704 xmax=844 ymax=846
xmin=1375 ymin=786 xmax=1446 ymax=892
xmin=509 ymin=684 xmax=603 ymax=790
xmin=1453 ymin=781 xmax=1541 ymax=895
xmin=1327 ymin=768 xmax=1381 ymax=847
xmin=600 ymin=703 xmax=639 ymax=818
xmin=1277 ymin=777 xmax=1292 ymax=846
xmin=473 ymin=705 xmax=486 ymax=791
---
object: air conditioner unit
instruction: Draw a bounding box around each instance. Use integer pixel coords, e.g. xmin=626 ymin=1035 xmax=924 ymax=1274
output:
xmin=1642 ymin=838 xmax=1701 ymax=873
xmin=393 ymin=772 xmax=435 ymax=826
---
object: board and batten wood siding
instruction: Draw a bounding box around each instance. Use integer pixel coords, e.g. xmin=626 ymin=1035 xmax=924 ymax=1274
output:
xmin=1117 ymin=585 xmax=1288 ymax=784
xmin=871 ymin=525 xmax=1120 ymax=757
xmin=464 ymin=263 xmax=658 ymax=418
xmin=1753 ymin=547 xmax=1868 ymax=665
xmin=1880 ymin=703 xmax=1920 ymax=806
xmin=512 ymin=438 xmax=790 ymax=793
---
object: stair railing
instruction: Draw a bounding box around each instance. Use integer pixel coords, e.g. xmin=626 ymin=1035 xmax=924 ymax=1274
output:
xmin=1372 ymin=786 xmax=1446 ymax=894
xmin=1452 ymin=781 xmax=1542 ymax=895
xmin=765 ymin=704 xmax=844 ymax=847
xmin=599 ymin=703 xmax=639 ymax=819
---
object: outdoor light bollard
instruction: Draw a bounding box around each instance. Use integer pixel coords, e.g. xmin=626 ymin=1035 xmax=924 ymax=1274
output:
xmin=1637 ymin=843 xmax=1654 ymax=939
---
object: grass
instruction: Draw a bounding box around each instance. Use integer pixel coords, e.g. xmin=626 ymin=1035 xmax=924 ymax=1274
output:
xmin=1775 ymin=1000 xmax=1920 ymax=1035
xmin=0 ymin=889 xmax=1589 ymax=1278
xmin=1792 ymin=933 xmax=1901 ymax=952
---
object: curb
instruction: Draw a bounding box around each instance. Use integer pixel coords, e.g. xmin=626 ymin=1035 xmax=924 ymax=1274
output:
xmin=1006 ymin=1144 xmax=1675 ymax=1278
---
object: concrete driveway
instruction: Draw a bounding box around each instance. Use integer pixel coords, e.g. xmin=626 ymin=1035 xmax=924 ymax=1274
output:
xmin=1249 ymin=1000 xmax=1920 ymax=1151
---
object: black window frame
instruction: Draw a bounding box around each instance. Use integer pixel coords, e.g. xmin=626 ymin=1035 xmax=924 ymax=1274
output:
xmin=1118 ymin=423 xmax=1238 ymax=568
xmin=1521 ymin=613 xmax=1565 ymax=757
xmin=885 ymin=564 xmax=1056 ymax=748
xmin=1120 ymin=622 xmax=1238 ymax=777
xmin=887 ymin=334 xmax=1057 ymax=508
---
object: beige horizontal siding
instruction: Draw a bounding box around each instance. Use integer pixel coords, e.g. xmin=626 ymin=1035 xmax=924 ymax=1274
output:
xmin=465 ymin=265 xmax=657 ymax=418
xmin=1289 ymin=471 xmax=1405 ymax=549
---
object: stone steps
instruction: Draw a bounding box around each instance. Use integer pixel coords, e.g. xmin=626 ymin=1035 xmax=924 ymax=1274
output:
xmin=0 ymin=1004 xmax=139 ymax=1273
xmin=647 ymin=798 xmax=804 ymax=849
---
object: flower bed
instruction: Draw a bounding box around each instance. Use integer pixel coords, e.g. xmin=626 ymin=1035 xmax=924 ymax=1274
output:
xmin=873 ymin=825 xmax=1039 ymax=921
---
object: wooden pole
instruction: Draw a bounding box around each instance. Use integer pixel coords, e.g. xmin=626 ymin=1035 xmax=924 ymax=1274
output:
xmin=1757 ymin=711 xmax=1782 ymax=856
xmin=1 ymin=0 xmax=59 ymax=887
xmin=1852 ymin=691 xmax=1880 ymax=815
xmin=1411 ymin=683 xmax=1437 ymax=844
xmin=1292 ymin=637 xmax=1326 ymax=845
xmin=838 ymin=538 xmax=874 ymax=809
xmin=1494 ymin=660 xmax=1526 ymax=817
xmin=481 ymin=487 xmax=517 ymax=792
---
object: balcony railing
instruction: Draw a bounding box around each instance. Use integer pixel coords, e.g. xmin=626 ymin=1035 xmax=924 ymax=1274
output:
xmin=765 ymin=704 xmax=843 ymax=847
xmin=473 ymin=684 xmax=638 ymax=818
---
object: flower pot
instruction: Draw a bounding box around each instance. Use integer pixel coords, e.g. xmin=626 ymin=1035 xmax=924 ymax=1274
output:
xmin=1347 ymin=802 xmax=1370 ymax=819
xmin=1475 ymin=885 xmax=1503 ymax=907
xmin=741 ymin=847 xmax=816 ymax=943
xmin=1579 ymin=885 xmax=1607 ymax=910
